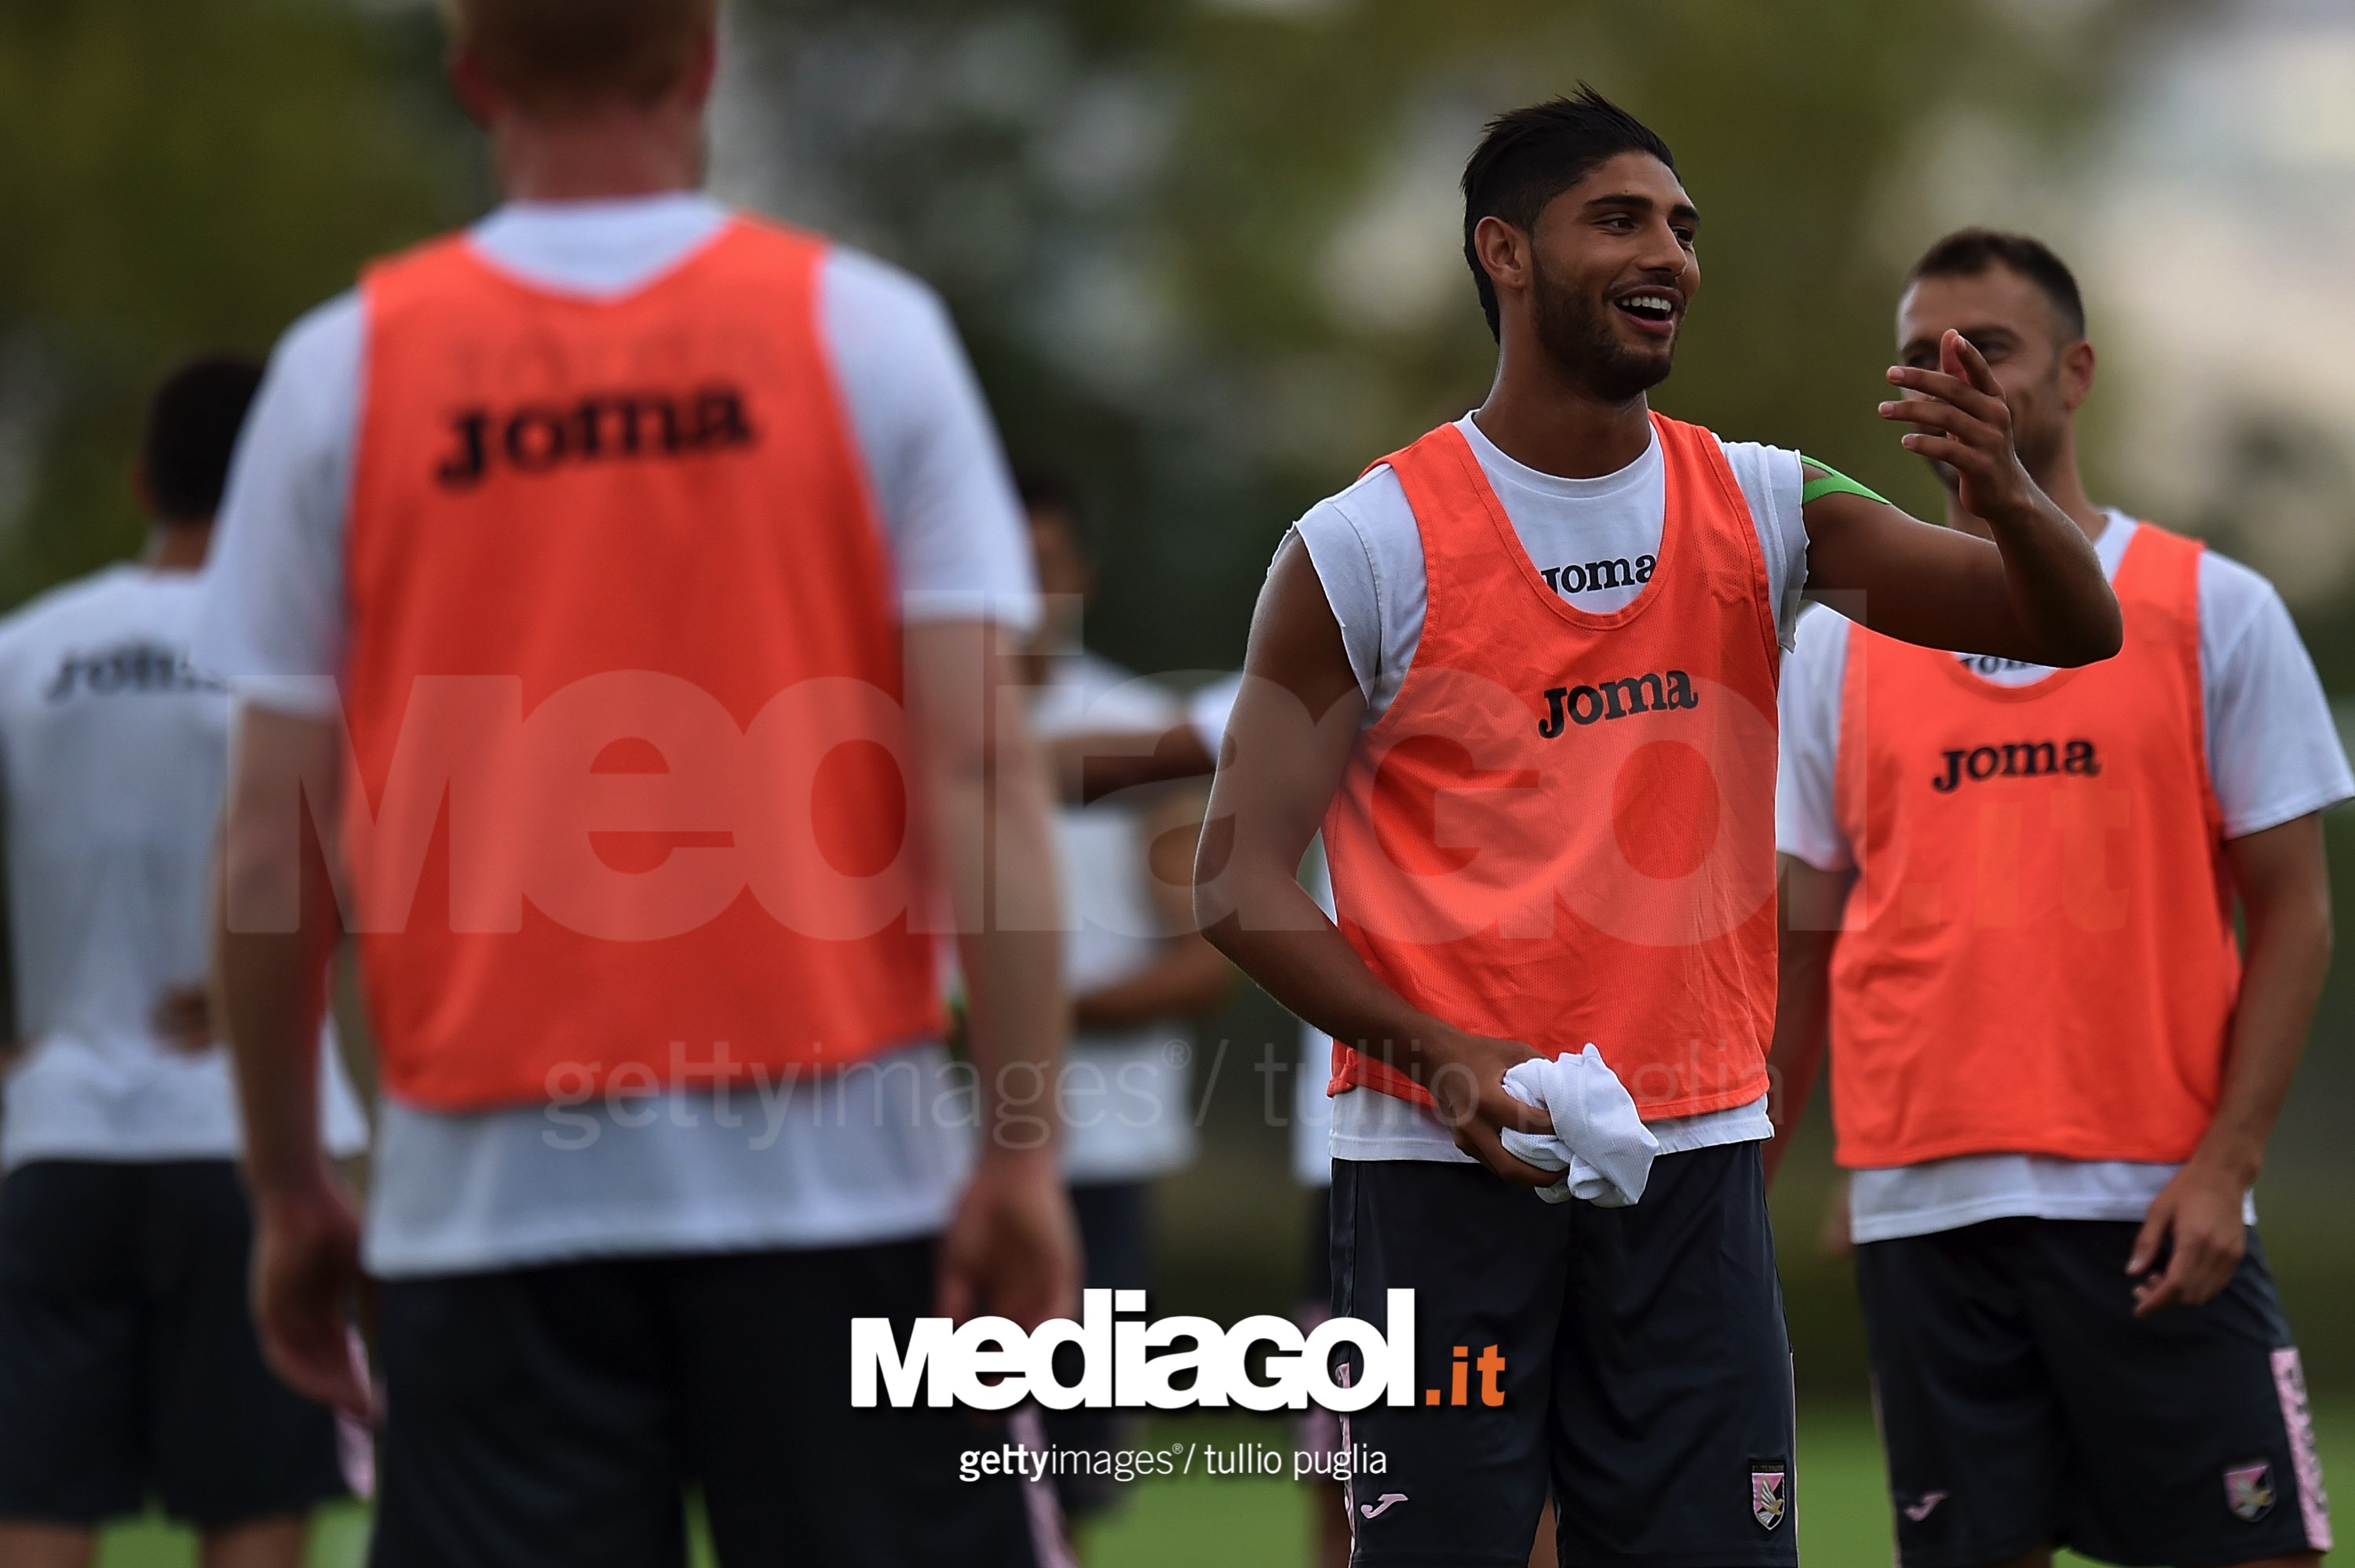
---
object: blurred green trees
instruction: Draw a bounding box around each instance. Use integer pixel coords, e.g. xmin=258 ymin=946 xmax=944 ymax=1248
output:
xmin=0 ymin=0 xmax=467 ymax=602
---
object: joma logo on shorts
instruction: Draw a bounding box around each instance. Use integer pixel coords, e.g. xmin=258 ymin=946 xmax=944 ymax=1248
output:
xmin=1930 ymin=738 xmax=2101 ymax=793
xmin=1536 ymin=670 xmax=1698 ymax=737
xmin=434 ymin=385 xmax=758 ymax=489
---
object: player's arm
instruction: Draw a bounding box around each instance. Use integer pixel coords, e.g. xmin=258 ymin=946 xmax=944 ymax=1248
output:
xmin=1193 ymin=535 xmax=1550 ymax=1182
xmin=1048 ymin=721 xmax=1216 ymax=805
xmin=1071 ymin=788 xmax=1234 ymax=1030
xmin=1762 ymin=852 xmax=1853 ymax=1187
xmin=906 ymin=618 xmax=1079 ymax=1331
xmin=2129 ymin=811 xmax=2333 ymax=1315
xmin=213 ymin=703 xmax=370 ymax=1417
xmin=1802 ymin=330 xmax=2122 ymax=667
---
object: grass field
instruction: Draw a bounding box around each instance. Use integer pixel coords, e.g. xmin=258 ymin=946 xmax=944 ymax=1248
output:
xmin=95 ymin=1406 xmax=2347 ymax=1566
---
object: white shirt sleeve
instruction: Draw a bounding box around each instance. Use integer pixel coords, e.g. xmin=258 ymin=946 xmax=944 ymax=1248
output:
xmin=1775 ymin=603 xmax=1854 ymax=872
xmin=1719 ymin=441 xmax=1808 ymax=650
xmin=195 ymin=293 xmax=363 ymax=717
xmin=819 ymin=249 xmax=1039 ymax=632
xmin=1290 ymin=465 xmax=1425 ymax=721
xmin=2197 ymin=551 xmax=2355 ymax=837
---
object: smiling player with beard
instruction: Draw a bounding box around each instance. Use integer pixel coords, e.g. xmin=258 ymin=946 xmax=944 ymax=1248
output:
xmin=1194 ymin=89 xmax=2123 ymax=1566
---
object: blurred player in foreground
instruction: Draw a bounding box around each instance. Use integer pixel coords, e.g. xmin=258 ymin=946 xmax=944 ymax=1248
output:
xmin=199 ymin=2 xmax=1075 ymax=1563
xmin=1769 ymin=228 xmax=2343 ymax=1567
xmin=1069 ymin=669 xmax=1349 ymax=1566
xmin=1197 ymin=89 xmax=2123 ymax=1564
xmin=0 ymin=358 xmax=369 ymax=1568
xmin=1018 ymin=475 xmax=1232 ymax=1524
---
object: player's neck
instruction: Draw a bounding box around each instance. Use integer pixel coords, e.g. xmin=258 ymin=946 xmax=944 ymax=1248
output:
xmin=491 ymin=104 xmax=705 ymax=204
xmin=141 ymin=523 xmax=210 ymax=573
xmin=1470 ymin=334 xmax=1656 ymax=480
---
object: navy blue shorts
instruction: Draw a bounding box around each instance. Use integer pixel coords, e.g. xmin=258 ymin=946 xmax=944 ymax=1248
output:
xmin=1859 ymin=1218 xmax=2333 ymax=1567
xmin=0 ymin=1160 xmax=350 ymax=1530
xmin=1333 ymin=1143 xmax=1798 ymax=1568
xmin=370 ymin=1238 xmax=1052 ymax=1568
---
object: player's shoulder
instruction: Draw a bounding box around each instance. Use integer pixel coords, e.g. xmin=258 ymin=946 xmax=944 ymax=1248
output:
xmin=2183 ymin=534 xmax=2284 ymax=612
xmin=267 ymin=289 xmax=367 ymax=387
xmin=2126 ymin=517 xmax=2290 ymax=637
xmin=0 ymin=565 xmax=148 ymax=666
xmin=815 ymin=242 xmax=953 ymax=332
xmin=0 ymin=563 xmax=147 ymax=636
xmin=1305 ymin=459 xmax=1415 ymax=544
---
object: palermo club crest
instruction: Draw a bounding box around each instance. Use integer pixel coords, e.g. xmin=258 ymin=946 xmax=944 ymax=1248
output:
xmin=2225 ymin=1460 xmax=2276 ymax=1522
xmin=1751 ymin=1460 xmax=1790 ymax=1530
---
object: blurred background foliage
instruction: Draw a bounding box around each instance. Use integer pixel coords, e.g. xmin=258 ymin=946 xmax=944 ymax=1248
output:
xmin=3 ymin=0 xmax=2350 ymax=1404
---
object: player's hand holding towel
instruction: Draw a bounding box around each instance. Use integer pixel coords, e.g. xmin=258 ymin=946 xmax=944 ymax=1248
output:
xmin=1499 ymin=1046 xmax=1659 ymax=1207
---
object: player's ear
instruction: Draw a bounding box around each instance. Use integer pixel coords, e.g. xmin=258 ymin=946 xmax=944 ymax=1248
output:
xmin=678 ymin=24 xmax=718 ymax=109
xmin=130 ymin=460 xmax=156 ymax=521
xmin=2058 ymin=337 xmax=2096 ymax=413
xmin=446 ymin=43 xmax=499 ymax=129
xmin=1471 ymin=216 xmax=1532 ymax=305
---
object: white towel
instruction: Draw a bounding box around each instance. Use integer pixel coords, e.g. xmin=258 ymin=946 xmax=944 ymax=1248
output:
xmin=1498 ymin=1046 xmax=1659 ymax=1208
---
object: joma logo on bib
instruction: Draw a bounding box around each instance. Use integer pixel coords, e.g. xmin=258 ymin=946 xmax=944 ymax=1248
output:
xmin=1536 ymin=669 xmax=1698 ymax=737
xmin=1931 ymin=738 xmax=2101 ymax=793
xmin=433 ymin=385 xmax=758 ymax=489
xmin=1539 ymin=554 xmax=1656 ymax=597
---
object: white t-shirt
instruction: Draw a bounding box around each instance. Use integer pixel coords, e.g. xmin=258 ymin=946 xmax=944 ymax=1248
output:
xmin=1776 ymin=511 xmax=2355 ymax=1242
xmin=1291 ymin=414 xmax=1800 ymax=1163
xmin=195 ymin=193 xmax=1040 ymax=1276
xmin=0 ymin=566 xmax=368 ymax=1168
xmin=1031 ymin=651 xmax=1197 ymax=1187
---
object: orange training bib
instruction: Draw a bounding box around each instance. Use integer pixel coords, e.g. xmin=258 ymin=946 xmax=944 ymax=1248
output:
xmin=1321 ymin=416 xmax=1781 ymax=1120
xmin=1828 ymin=523 xmax=2239 ymax=1167
xmin=343 ymin=217 xmax=942 ymax=1111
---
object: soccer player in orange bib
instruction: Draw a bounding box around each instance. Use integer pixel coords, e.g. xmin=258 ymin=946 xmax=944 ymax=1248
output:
xmin=1769 ymin=230 xmax=2342 ymax=1568
xmin=198 ymin=2 xmax=1077 ymax=1563
xmin=1196 ymin=91 xmax=2123 ymax=1566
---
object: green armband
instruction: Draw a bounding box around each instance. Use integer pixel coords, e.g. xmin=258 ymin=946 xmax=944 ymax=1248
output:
xmin=1799 ymin=458 xmax=1890 ymax=509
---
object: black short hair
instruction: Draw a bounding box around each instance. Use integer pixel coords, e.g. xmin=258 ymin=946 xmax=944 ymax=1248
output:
xmin=141 ymin=354 xmax=264 ymax=524
xmin=1461 ymin=86 xmax=1677 ymax=341
xmin=1013 ymin=468 xmax=1077 ymax=522
xmin=1906 ymin=228 xmax=2087 ymax=341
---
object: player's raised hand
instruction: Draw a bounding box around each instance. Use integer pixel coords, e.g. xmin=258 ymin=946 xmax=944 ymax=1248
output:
xmin=1879 ymin=329 xmax=2043 ymax=527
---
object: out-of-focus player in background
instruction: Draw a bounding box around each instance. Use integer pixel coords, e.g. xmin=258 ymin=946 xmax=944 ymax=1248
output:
xmin=197 ymin=2 xmax=1076 ymax=1563
xmin=1769 ymin=228 xmax=2345 ymax=1568
xmin=1017 ymin=472 xmax=1232 ymax=1526
xmin=1198 ymin=89 xmax=2123 ymax=1566
xmin=1100 ymin=668 xmax=1348 ymax=1567
xmin=0 ymin=358 xmax=369 ymax=1568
